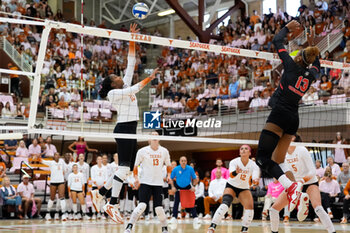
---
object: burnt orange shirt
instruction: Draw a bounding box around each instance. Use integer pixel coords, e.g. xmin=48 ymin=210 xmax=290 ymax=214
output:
xmin=187 ymin=99 xmax=199 ymax=110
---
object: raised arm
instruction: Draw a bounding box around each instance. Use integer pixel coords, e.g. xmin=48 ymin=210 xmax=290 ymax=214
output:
xmin=273 ymin=20 xmax=300 ymax=69
xmin=123 ymin=23 xmax=139 ymax=86
xmin=108 ymin=68 xmax=158 ymax=100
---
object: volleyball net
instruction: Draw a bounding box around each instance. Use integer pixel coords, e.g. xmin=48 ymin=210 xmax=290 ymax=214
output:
xmin=0 ymin=17 xmax=350 ymax=149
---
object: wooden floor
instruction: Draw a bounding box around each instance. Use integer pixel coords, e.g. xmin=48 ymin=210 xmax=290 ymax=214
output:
xmin=0 ymin=219 xmax=349 ymax=233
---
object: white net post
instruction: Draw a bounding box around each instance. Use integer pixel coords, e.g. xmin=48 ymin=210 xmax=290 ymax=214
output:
xmin=28 ymin=21 xmax=52 ymax=130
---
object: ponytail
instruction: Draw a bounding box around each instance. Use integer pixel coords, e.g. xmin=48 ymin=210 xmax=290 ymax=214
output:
xmin=99 ymin=76 xmax=112 ymax=98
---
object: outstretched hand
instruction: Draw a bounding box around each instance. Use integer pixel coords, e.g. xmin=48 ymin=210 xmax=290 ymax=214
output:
xmin=286 ymin=20 xmax=301 ymax=32
xmin=149 ymin=68 xmax=159 ymax=80
xmin=130 ymin=23 xmax=140 ymax=33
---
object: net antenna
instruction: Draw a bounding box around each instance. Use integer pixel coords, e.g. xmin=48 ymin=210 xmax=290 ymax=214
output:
xmin=0 ymin=17 xmax=349 ymax=149
xmin=80 ymin=0 xmax=85 ymax=131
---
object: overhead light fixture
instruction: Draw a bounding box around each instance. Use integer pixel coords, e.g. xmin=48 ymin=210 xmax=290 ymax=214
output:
xmin=157 ymin=9 xmax=175 ymax=17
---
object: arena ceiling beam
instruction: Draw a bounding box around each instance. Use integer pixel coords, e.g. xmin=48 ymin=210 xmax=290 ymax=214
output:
xmin=165 ymin=0 xmax=245 ymax=43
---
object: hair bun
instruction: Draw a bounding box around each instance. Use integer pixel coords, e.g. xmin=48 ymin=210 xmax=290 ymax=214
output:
xmin=304 ymin=46 xmax=320 ymax=64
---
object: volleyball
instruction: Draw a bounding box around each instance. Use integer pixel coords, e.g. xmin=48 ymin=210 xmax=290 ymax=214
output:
xmin=132 ymin=3 xmax=149 ymax=20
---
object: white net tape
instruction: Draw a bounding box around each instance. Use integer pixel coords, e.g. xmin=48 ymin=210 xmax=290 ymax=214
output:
xmin=0 ymin=17 xmax=349 ymax=148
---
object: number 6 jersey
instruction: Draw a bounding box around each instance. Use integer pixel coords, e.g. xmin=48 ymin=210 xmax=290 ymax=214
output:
xmin=228 ymin=158 xmax=260 ymax=189
xmin=134 ymin=145 xmax=171 ymax=186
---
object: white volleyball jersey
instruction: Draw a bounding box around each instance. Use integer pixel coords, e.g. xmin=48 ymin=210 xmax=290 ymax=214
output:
xmin=134 ymin=145 xmax=171 ymax=186
xmin=63 ymin=162 xmax=73 ymax=181
xmin=42 ymin=159 xmax=65 ymax=183
xmin=227 ymin=158 xmax=260 ymax=189
xmin=285 ymin=146 xmax=318 ymax=185
xmin=91 ymin=165 xmax=108 ymax=187
xmin=107 ymin=162 xmax=118 ymax=177
xmin=107 ymin=55 xmax=140 ymax=123
xmin=68 ymin=172 xmax=85 ymax=191
xmin=76 ymin=162 xmax=89 ymax=184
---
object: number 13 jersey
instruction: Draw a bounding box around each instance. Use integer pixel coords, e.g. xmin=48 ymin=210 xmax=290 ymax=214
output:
xmin=228 ymin=158 xmax=260 ymax=189
xmin=134 ymin=145 xmax=171 ymax=186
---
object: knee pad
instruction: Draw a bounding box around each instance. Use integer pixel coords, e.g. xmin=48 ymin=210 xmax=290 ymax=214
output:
xmin=138 ymin=202 xmax=147 ymax=213
xmin=114 ymin=166 xmax=130 ymax=182
xmin=222 ymin=194 xmax=233 ymax=207
xmin=256 ymin=130 xmax=280 ymax=172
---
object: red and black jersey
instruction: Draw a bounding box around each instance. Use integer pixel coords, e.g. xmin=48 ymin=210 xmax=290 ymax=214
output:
xmin=269 ymin=26 xmax=320 ymax=111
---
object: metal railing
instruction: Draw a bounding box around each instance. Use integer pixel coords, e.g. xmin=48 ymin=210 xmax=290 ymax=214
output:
xmin=316 ymin=23 xmax=344 ymax=56
xmin=1 ymin=36 xmax=33 ymax=75
xmin=287 ymin=30 xmax=308 ymax=54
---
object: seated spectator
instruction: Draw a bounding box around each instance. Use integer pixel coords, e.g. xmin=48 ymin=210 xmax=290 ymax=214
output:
xmin=202 ymin=84 xmax=216 ymax=99
xmin=0 ymin=177 xmax=22 ymax=219
xmin=219 ymin=80 xmax=229 ymax=99
xmin=1 ymin=102 xmax=14 ymax=118
xmin=327 ymin=156 xmax=341 ymax=177
xmin=0 ymin=157 xmax=6 ymax=178
xmin=28 ymin=138 xmax=43 ymax=159
xmin=211 ymin=158 xmax=229 ymax=180
xmin=197 ymin=99 xmax=207 ymax=116
xmin=261 ymin=179 xmax=284 ymax=221
xmin=71 ymin=88 xmax=80 ymax=102
xmin=205 ymin=98 xmax=216 ymax=116
xmin=186 ymin=93 xmax=199 ymax=112
xmin=203 ymin=169 xmax=226 ymax=219
xmin=3 ymin=137 xmax=17 ymax=161
xmin=15 ymin=103 xmax=23 ymax=118
xmin=228 ymin=76 xmax=241 ymax=98
xmin=319 ymin=75 xmax=332 ymax=97
xmin=194 ymin=175 xmax=205 ymax=218
xmin=17 ymin=174 xmax=42 ymax=219
xmin=16 ymin=140 xmax=29 ymax=158
xmin=202 ymin=171 xmax=211 ymax=195
xmin=162 ymin=96 xmax=173 ymax=115
xmin=169 ymin=96 xmax=184 ymax=114
xmin=302 ymin=86 xmax=319 ymax=105
xmin=260 ymin=82 xmax=274 ymax=98
xmin=316 ymin=160 xmax=325 ymax=180
xmin=319 ymin=170 xmax=340 ymax=219
xmin=249 ymin=91 xmax=263 ymax=110
xmin=57 ymin=95 xmax=69 ymax=109
xmin=45 ymin=95 xmax=57 ymax=108
xmin=44 ymin=136 xmax=57 ymax=158
xmin=341 ymin=178 xmax=350 ymax=224
xmin=337 ymin=162 xmax=350 ymax=190
xmin=338 ymin=72 xmax=350 ymax=92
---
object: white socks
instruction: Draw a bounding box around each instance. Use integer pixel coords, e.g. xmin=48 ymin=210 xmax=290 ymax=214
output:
xmin=263 ymin=196 xmax=272 ymax=213
xmin=242 ymin=209 xmax=254 ymax=228
xmin=315 ymin=206 xmax=335 ymax=233
xmin=270 ymin=208 xmax=280 ymax=232
xmin=129 ymin=202 xmax=147 ymax=225
xmin=81 ymin=204 xmax=87 ymax=214
xmin=47 ymin=199 xmax=54 ymax=211
xmin=60 ymin=198 xmax=67 ymax=214
xmin=163 ymin=198 xmax=170 ymax=213
xmin=284 ymin=206 xmax=290 ymax=217
xmin=73 ymin=204 xmax=78 ymax=214
xmin=211 ymin=203 xmax=229 ymax=225
xmin=278 ymin=175 xmax=293 ymax=189
xmin=155 ymin=206 xmax=167 ymax=227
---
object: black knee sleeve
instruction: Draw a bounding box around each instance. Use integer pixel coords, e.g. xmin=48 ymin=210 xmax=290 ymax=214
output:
xmin=256 ymin=130 xmax=285 ymax=179
xmin=256 ymin=130 xmax=280 ymax=170
xmin=222 ymin=194 xmax=233 ymax=207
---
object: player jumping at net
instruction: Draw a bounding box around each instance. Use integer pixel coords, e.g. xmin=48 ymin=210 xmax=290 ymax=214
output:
xmin=91 ymin=23 xmax=158 ymax=223
xmin=124 ymin=131 xmax=171 ymax=233
xmin=269 ymin=134 xmax=336 ymax=233
xmin=207 ymin=145 xmax=260 ymax=233
xmin=255 ymin=19 xmax=321 ymax=212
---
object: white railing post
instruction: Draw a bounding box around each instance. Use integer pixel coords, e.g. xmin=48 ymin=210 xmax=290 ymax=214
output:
xmin=327 ymin=34 xmax=330 ymax=50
